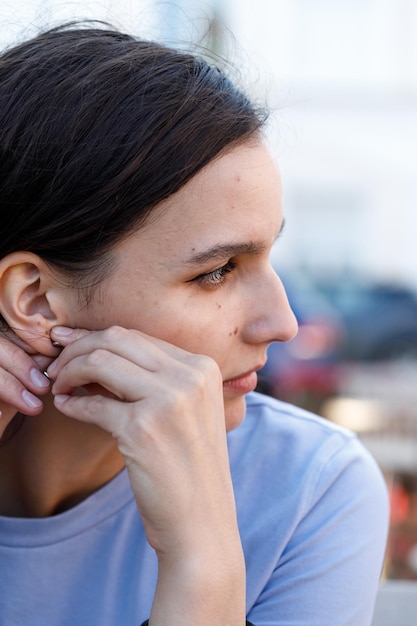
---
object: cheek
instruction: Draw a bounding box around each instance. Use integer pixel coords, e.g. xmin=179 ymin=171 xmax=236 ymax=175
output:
xmin=150 ymin=303 xmax=234 ymax=354
xmin=76 ymin=288 xmax=238 ymax=371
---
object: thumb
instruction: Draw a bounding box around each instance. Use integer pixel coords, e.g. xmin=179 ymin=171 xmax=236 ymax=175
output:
xmin=50 ymin=326 xmax=90 ymax=347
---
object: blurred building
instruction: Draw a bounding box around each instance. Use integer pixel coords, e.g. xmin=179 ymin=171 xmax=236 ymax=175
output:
xmin=1 ymin=0 xmax=415 ymax=285
xmin=222 ymin=0 xmax=417 ymax=289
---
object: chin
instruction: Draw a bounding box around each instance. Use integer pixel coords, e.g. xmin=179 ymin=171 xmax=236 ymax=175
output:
xmin=224 ymin=396 xmax=247 ymax=432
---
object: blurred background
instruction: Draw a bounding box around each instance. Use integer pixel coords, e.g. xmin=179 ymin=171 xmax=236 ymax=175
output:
xmin=2 ymin=0 xmax=417 ymax=608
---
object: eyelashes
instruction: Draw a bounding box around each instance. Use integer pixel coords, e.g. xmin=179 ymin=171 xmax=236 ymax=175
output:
xmin=190 ymin=261 xmax=237 ymax=287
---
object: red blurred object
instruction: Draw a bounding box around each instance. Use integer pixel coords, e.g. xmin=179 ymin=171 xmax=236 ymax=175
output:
xmin=258 ymin=271 xmax=346 ymax=405
xmin=390 ymin=483 xmax=410 ymax=525
xmin=287 ymin=319 xmax=343 ymax=360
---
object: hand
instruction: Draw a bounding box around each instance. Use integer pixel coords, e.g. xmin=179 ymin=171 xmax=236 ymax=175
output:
xmin=0 ymin=330 xmax=52 ymax=438
xmin=48 ymin=325 xmax=246 ymax=624
xmin=47 ymin=326 xmax=236 ymax=553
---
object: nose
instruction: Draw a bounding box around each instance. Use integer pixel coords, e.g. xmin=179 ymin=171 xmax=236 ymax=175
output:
xmin=243 ymin=267 xmax=298 ymax=345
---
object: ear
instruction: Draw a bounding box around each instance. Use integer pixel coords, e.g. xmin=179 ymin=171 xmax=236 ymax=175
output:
xmin=0 ymin=252 xmax=67 ymax=356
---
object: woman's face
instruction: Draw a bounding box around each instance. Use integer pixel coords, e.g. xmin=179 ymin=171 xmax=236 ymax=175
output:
xmin=69 ymin=140 xmax=298 ymax=430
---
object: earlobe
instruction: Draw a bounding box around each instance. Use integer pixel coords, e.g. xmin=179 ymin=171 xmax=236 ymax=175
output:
xmin=0 ymin=252 xmax=65 ymax=356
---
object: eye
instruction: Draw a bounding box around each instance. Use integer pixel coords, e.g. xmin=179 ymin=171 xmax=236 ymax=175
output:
xmin=190 ymin=261 xmax=237 ymax=287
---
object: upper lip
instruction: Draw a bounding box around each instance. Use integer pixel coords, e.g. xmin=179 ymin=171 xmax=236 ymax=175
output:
xmin=223 ymin=363 xmax=265 ymax=383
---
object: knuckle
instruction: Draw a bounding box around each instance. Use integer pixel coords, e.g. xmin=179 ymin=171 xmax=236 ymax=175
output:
xmin=164 ymin=385 xmax=183 ymax=408
xmin=122 ymin=403 xmax=147 ymax=439
xmin=84 ymin=348 xmax=111 ymax=369
xmin=187 ymin=367 xmax=207 ymax=392
xmin=0 ymin=371 xmax=21 ymax=402
xmin=190 ymin=354 xmax=221 ymax=381
xmin=1 ymin=344 xmax=24 ymax=369
xmin=81 ymin=394 xmax=108 ymax=422
xmin=175 ymin=355 xmax=221 ymax=401
xmin=102 ymin=325 xmax=128 ymax=344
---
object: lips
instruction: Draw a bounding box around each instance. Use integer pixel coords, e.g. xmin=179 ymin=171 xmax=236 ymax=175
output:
xmin=223 ymin=369 xmax=260 ymax=395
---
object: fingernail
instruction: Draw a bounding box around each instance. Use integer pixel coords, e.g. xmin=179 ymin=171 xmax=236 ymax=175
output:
xmin=47 ymin=360 xmax=58 ymax=378
xmin=51 ymin=326 xmax=74 ymax=337
xmin=22 ymin=390 xmax=43 ymax=409
xmin=54 ymin=394 xmax=70 ymax=404
xmin=30 ymin=368 xmax=50 ymax=389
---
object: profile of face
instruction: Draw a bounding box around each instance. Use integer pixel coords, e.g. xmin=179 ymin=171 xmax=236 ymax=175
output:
xmin=59 ymin=140 xmax=298 ymax=430
xmin=0 ymin=28 xmax=298 ymax=434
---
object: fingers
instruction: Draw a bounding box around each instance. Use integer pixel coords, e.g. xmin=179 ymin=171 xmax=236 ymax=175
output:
xmin=0 ymin=326 xmax=64 ymax=423
xmin=46 ymin=326 xmax=233 ymax=563
xmin=47 ymin=326 xmax=222 ymax=435
xmin=0 ymin=336 xmax=51 ymax=417
xmin=47 ymin=326 xmax=192 ymax=381
xmin=50 ymin=326 xmax=89 ymax=346
xmin=0 ymin=345 xmax=50 ymax=438
xmin=53 ymin=392 xmax=135 ymax=433
xmin=48 ymin=327 xmax=221 ymax=409
xmin=0 ymin=369 xmax=46 ymax=422
xmin=32 ymin=354 xmax=56 ymax=372
xmin=51 ymin=349 xmax=151 ymax=401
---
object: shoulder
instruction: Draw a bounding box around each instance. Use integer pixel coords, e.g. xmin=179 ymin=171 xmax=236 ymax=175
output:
xmin=229 ymin=391 xmax=361 ymax=471
xmin=228 ymin=391 xmax=388 ymax=523
xmin=244 ymin=390 xmax=353 ymax=440
xmin=234 ymin=399 xmax=389 ymax=623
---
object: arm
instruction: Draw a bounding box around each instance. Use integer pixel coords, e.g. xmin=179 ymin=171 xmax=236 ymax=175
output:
xmin=47 ymin=326 xmax=247 ymax=626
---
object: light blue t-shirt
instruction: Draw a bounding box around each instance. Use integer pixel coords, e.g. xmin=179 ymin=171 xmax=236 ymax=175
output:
xmin=0 ymin=392 xmax=389 ymax=625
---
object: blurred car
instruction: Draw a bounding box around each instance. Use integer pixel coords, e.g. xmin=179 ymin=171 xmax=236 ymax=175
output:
xmin=257 ymin=271 xmax=346 ymax=404
xmin=314 ymin=278 xmax=417 ymax=361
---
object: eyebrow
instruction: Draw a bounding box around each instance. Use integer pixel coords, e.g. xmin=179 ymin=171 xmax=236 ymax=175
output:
xmin=184 ymin=219 xmax=286 ymax=266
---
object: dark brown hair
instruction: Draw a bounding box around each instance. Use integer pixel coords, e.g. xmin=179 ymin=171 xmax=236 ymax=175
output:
xmin=0 ymin=23 xmax=267 ymax=442
xmin=0 ymin=23 xmax=266 ymax=286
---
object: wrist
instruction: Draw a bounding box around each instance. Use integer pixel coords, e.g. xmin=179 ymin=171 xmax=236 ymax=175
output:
xmin=148 ymin=549 xmax=246 ymax=626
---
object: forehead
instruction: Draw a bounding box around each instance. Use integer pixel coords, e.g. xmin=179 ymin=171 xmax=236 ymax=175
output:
xmin=138 ymin=141 xmax=282 ymax=252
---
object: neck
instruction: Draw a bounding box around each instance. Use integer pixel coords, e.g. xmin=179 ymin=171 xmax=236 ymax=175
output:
xmin=0 ymin=394 xmax=124 ymax=518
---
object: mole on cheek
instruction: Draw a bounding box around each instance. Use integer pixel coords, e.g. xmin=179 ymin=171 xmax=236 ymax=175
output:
xmin=229 ymin=326 xmax=238 ymax=336
xmin=216 ymin=303 xmax=222 ymax=310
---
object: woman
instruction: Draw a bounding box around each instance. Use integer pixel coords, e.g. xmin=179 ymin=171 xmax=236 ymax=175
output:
xmin=0 ymin=24 xmax=388 ymax=625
